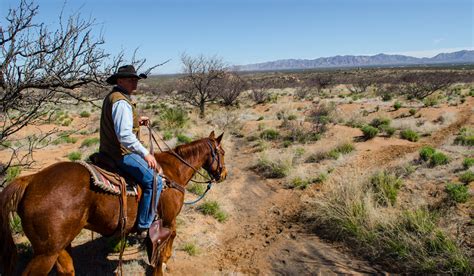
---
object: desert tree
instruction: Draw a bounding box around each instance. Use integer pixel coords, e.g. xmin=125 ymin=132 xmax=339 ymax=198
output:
xmin=217 ymin=72 xmax=246 ymax=106
xmin=176 ymin=53 xmax=227 ymax=118
xmin=348 ymin=77 xmax=372 ymax=94
xmin=401 ymin=72 xmax=454 ymax=99
xmin=0 ymin=0 xmax=142 ymax=185
xmin=249 ymin=79 xmax=271 ymax=104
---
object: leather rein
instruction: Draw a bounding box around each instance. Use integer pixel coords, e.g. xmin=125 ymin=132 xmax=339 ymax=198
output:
xmin=148 ymin=126 xmax=221 ymax=198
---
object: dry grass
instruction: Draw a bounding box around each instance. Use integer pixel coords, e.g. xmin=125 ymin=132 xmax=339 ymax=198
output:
xmin=305 ymin=169 xmax=472 ymax=274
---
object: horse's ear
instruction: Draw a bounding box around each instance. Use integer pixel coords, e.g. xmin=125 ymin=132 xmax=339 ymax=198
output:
xmin=216 ymin=132 xmax=224 ymax=145
xmin=209 ymin=131 xmax=215 ymax=139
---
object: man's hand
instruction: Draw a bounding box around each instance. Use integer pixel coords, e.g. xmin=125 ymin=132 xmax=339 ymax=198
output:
xmin=139 ymin=116 xmax=150 ymax=126
xmin=144 ymin=154 xmax=157 ymax=170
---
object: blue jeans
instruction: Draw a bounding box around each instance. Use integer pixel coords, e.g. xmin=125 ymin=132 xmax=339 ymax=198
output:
xmin=116 ymin=153 xmax=162 ymax=229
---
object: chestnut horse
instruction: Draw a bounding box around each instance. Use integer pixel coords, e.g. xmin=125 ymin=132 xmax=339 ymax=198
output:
xmin=0 ymin=131 xmax=227 ymax=275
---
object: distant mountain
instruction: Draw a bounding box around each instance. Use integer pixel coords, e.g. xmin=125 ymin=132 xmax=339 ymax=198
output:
xmin=233 ymin=50 xmax=474 ymax=71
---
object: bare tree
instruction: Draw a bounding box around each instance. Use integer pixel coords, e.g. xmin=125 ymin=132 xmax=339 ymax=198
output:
xmin=249 ymin=79 xmax=271 ymax=104
xmin=348 ymin=78 xmax=372 ymax=94
xmin=401 ymin=72 xmax=454 ymax=99
xmin=176 ymin=53 xmax=226 ymax=118
xmin=0 ymin=0 xmax=133 ymax=185
xmin=217 ymin=72 xmax=246 ymax=106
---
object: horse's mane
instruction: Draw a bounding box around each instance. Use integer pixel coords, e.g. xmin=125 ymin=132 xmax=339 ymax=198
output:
xmin=172 ymin=138 xmax=210 ymax=163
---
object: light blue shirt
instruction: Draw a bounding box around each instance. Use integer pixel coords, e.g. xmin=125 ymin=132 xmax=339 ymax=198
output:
xmin=112 ymin=100 xmax=149 ymax=158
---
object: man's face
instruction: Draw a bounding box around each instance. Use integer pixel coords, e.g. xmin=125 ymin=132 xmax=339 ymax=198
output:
xmin=117 ymin=77 xmax=138 ymax=93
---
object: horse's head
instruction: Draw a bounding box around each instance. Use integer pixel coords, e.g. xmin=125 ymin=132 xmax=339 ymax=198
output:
xmin=203 ymin=131 xmax=227 ymax=182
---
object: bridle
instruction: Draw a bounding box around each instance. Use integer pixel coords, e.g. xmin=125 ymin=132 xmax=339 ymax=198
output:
xmin=148 ymin=127 xmax=224 ymax=204
xmin=205 ymin=139 xmax=224 ymax=182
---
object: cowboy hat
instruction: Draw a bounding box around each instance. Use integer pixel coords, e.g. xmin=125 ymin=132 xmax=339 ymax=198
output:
xmin=106 ymin=65 xmax=147 ymax=85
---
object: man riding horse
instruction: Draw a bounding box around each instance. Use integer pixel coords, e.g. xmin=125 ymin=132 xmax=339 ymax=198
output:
xmin=100 ymin=65 xmax=170 ymax=241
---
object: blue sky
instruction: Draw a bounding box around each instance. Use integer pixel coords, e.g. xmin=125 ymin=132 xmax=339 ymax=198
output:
xmin=1 ymin=0 xmax=472 ymax=74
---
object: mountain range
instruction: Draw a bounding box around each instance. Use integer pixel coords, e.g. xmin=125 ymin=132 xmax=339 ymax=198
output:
xmin=233 ymin=50 xmax=474 ymax=72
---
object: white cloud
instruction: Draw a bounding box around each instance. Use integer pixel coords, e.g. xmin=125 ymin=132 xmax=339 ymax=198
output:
xmin=433 ymin=38 xmax=444 ymax=44
xmin=388 ymin=47 xmax=473 ymax=58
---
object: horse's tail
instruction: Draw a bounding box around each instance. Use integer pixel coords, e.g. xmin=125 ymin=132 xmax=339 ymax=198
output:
xmin=0 ymin=175 xmax=32 ymax=275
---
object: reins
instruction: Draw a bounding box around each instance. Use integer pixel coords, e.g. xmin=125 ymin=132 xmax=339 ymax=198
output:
xmin=147 ymin=126 xmax=217 ymax=205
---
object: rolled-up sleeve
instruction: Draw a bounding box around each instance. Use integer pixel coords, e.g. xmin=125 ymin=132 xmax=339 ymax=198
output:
xmin=112 ymin=100 xmax=149 ymax=158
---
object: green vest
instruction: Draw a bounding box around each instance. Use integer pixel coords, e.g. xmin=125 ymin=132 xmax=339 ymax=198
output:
xmin=99 ymin=88 xmax=140 ymax=161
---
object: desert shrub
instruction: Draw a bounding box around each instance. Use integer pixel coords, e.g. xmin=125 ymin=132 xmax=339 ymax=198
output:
xmin=159 ymin=106 xmax=189 ymax=130
xmin=429 ymin=152 xmax=449 ymax=167
xmin=162 ymin=131 xmax=173 ymax=140
xmin=462 ymin=157 xmax=474 ymax=169
xmin=253 ymin=155 xmax=291 ymax=178
xmin=52 ymin=133 xmax=77 ymax=145
xmin=308 ymin=101 xmax=336 ymax=134
xmin=419 ymin=146 xmax=436 ymax=161
xmin=80 ymin=137 xmax=99 ymax=148
xmin=307 ymin=173 xmax=472 ymax=274
xmin=382 ymin=94 xmax=392 ymax=101
xmin=409 ymin=108 xmax=417 ymax=116
xmin=334 ymin=143 xmax=355 ymax=154
xmin=305 ymin=151 xmax=328 ymax=163
xmin=445 ymin=183 xmax=469 ymax=203
xmin=459 ymin=171 xmax=474 ymax=184
xmin=182 ymin=241 xmax=199 ymax=256
xmin=370 ymin=117 xmax=391 ymax=129
xmin=361 ymin=125 xmax=379 ymax=140
xmin=257 ymin=116 xmax=264 ymax=121
xmin=176 ymin=134 xmax=192 ymax=144
xmin=370 ymin=171 xmax=403 ymax=206
xmin=423 ymin=96 xmax=438 ymax=107
xmin=67 ymin=151 xmax=82 ymax=161
xmin=5 ymin=166 xmax=21 ymax=183
xmin=107 ymin=237 xmax=128 ymax=253
xmin=79 ymin=111 xmax=91 ymax=118
xmin=380 ymin=125 xmax=396 ymax=136
xmin=400 ymin=129 xmax=419 ymax=142
xmin=260 ymin=129 xmax=280 ymax=140
xmin=187 ymin=183 xmax=205 ymax=195
xmin=393 ymin=101 xmax=402 ymax=110
xmin=289 ymin=173 xmax=327 ymax=189
xmin=282 ymin=121 xmax=320 ymax=144
xmin=287 ymin=114 xmax=297 ymax=120
xmin=454 ymin=128 xmax=474 ymax=146
xmin=198 ymin=200 xmax=228 ymax=222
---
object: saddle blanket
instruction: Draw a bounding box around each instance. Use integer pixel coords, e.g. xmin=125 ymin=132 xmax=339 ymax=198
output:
xmin=76 ymin=161 xmax=139 ymax=196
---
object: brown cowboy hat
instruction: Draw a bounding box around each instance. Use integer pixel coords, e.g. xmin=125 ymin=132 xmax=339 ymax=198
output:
xmin=106 ymin=65 xmax=147 ymax=85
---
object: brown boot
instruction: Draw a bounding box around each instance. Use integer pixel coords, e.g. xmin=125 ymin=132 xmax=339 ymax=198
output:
xmin=146 ymin=219 xmax=171 ymax=265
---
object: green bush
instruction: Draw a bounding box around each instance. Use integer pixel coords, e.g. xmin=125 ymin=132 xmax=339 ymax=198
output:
xmin=67 ymin=152 xmax=82 ymax=161
xmin=409 ymin=108 xmax=417 ymax=116
xmin=182 ymin=242 xmax=199 ymax=256
xmin=176 ymin=134 xmax=192 ymax=144
xmin=159 ymin=106 xmax=189 ymax=130
xmin=445 ymin=183 xmax=469 ymax=203
xmin=335 ymin=143 xmax=355 ymax=154
xmin=370 ymin=171 xmax=403 ymax=206
xmin=260 ymin=129 xmax=280 ymax=140
xmin=198 ymin=201 xmax=228 ymax=222
xmin=52 ymin=133 xmax=77 ymax=145
xmin=459 ymin=171 xmax=474 ymax=184
xmin=187 ymin=183 xmax=205 ymax=195
xmin=253 ymin=156 xmax=291 ymax=178
xmin=462 ymin=157 xmax=474 ymax=169
xmin=423 ymin=97 xmax=438 ymax=107
xmin=382 ymin=94 xmax=392 ymax=101
xmin=162 ymin=131 xmax=173 ymax=141
xmin=370 ymin=117 xmax=391 ymax=129
xmin=361 ymin=125 xmax=379 ymax=140
xmin=400 ymin=129 xmax=419 ymax=142
xmin=5 ymin=166 xmax=21 ymax=183
xmin=419 ymin=146 xmax=436 ymax=161
xmin=393 ymin=101 xmax=402 ymax=110
xmin=79 ymin=111 xmax=91 ymax=118
xmin=429 ymin=152 xmax=449 ymax=167
xmin=454 ymin=128 xmax=474 ymax=146
xmin=287 ymin=114 xmax=297 ymax=120
xmin=80 ymin=137 xmax=99 ymax=147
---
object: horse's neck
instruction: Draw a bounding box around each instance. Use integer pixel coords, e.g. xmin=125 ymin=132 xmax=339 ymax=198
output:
xmin=158 ymin=142 xmax=209 ymax=185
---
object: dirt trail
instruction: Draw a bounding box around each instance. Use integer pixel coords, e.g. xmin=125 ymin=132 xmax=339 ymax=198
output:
xmin=166 ymin=100 xmax=473 ymax=275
